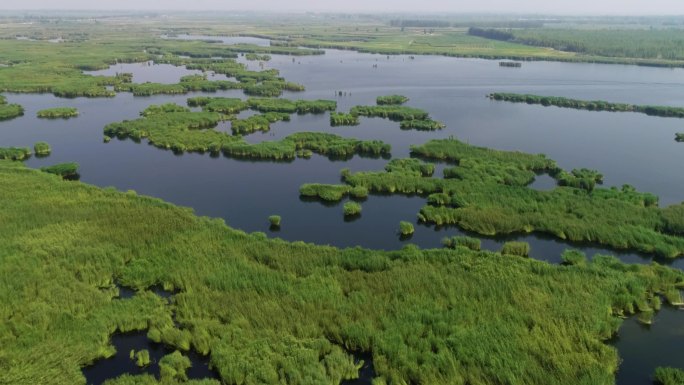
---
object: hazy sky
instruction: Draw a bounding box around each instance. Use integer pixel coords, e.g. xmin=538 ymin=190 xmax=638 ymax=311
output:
xmin=3 ymin=0 xmax=684 ymax=15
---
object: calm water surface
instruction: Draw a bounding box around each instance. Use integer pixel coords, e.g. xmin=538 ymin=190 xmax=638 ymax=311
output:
xmin=3 ymin=40 xmax=684 ymax=383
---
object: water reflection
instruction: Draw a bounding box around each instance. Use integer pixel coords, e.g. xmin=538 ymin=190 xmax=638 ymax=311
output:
xmin=613 ymin=306 xmax=684 ymax=385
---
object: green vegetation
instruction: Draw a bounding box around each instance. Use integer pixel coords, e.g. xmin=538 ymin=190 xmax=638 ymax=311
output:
xmin=384 ymin=158 xmax=435 ymax=177
xmin=376 ymin=95 xmax=409 ymax=105
xmin=654 ymin=367 xmax=684 ymax=385
xmin=243 ymin=80 xmax=305 ymax=97
xmin=330 ymin=112 xmax=360 ymax=126
xmin=0 ymin=146 xmax=31 ymax=160
xmin=676 ymin=133 xmax=684 ymax=142
xmin=40 ymin=162 xmax=79 ymax=178
xmin=245 ymin=53 xmax=272 ymax=61
xmin=247 ymin=98 xmax=336 ymax=114
xmin=350 ymin=105 xmax=429 ymax=121
xmin=490 ymin=93 xmax=684 ymax=119
xmin=103 ymin=374 xmax=219 ymax=385
xmin=556 ymin=168 xmax=604 ymax=192
xmin=501 ymin=241 xmax=531 ymax=257
xmin=159 ymin=351 xmax=192 ymax=382
xmin=561 ymin=250 xmax=588 ymax=267
xmin=332 ymin=137 xmax=684 ymax=258
xmin=230 ymin=113 xmax=290 ymax=135
xmin=37 ymin=107 xmax=79 ymax=119
xmin=400 ymin=119 xmax=446 ymax=131
xmin=1 ymin=160 xmax=684 ymax=385
xmin=472 ymin=27 xmax=684 ymax=63
xmin=343 ymin=201 xmax=362 ymax=217
xmin=105 ymin=107 xmax=390 ymax=160
xmin=399 ymin=221 xmax=415 ymax=236
xmin=0 ymin=95 xmax=24 ymax=121
xmin=33 ymin=141 xmax=51 ymax=156
xmin=298 ymin=184 xmax=368 ymax=202
xmin=348 ymin=104 xmax=445 ymax=131
xmin=187 ymin=97 xmax=248 ymax=114
xmin=442 ymin=236 xmax=482 ymax=251
xmin=300 ymin=183 xmax=352 ymax=202
xmin=130 ymin=349 xmax=151 ymax=367
xmin=268 ymin=215 xmax=281 ymax=227
xmin=142 ymin=103 xmax=191 ymax=116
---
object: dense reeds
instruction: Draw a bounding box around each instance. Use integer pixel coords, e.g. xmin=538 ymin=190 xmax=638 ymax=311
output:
xmin=40 ymin=162 xmax=79 ymax=178
xmin=2 ymin=160 xmax=684 ymax=385
xmin=376 ymin=95 xmax=409 ymax=105
xmin=247 ymin=98 xmax=336 ymax=114
xmin=343 ymin=201 xmax=362 ymax=216
xmin=654 ymin=367 xmax=684 ymax=385
xmin=268 ymin=215 xmax=281 ymax=227
xmin=0 ymin=95 xmax=24 ymax=120
xmin=490 ymin=92 xmax=684 ymax=118
xmin=399 ymin=221 xmax=415 ymax=235
xmin=400 ymin=119 xmax=446 ymax=131
xmin=36 ymin=107 xmax=79 ymax=119
xmin=0 ymin=146 xmax=31 ymax=160
xmin=104 ymin=107 xmax=390 ymax=160
xmin=245 ymin=53 xmax=272 ymax=61
xmin=335 ymin=138 xmax=684 ymax=257
xmin=501 ymin=241 xmax=531 ymax=257
xmin=330 ymin=112 xmax=360 ymax=126
xmin=33 ymin=142 xmax=51 ymax=156
xmin=442 ymin=236 xmax=481 ymax=251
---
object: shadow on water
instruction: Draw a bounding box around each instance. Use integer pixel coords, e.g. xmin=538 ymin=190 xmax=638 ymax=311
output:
xmin=612 ymin=305 xmax=684 ymax=385
xmin=81 ymin=331 xmax=219 ymax=385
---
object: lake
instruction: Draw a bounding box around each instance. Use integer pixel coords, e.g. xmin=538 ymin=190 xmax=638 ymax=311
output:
xmin=2 ymin=37 xmax=684 ymax=384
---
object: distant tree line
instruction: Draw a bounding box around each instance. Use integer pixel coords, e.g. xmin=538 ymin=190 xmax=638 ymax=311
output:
xmin=391 ymin=20 xmax=544 ymax=29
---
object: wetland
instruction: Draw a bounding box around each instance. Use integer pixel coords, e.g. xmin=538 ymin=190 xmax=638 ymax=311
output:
xmin=3 ymin=23 xmax=684 ymax=385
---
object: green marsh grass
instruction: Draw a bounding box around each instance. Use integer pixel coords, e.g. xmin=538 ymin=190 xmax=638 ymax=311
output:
xmin=33 ymin=141 xmax=51 ymax=156
xmin=490 ymin=92 xmax=684 ymax=119
xmin=376 ymin=95 xmax=409 ymax=105
xmin=37 ymin=107 xmax=79 ymax=119
xmin=343 ymin=201 xmax=362 ymax=216
xmin=1 ymin=160 xmax=683 ymax=385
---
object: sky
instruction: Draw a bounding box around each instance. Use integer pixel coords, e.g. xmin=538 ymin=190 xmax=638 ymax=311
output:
xmin=3 ymin=0 xmax=684 ymax=15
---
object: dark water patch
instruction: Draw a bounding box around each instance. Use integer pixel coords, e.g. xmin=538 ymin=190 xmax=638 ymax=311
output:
xmin=148 ymin=284 xmax=176 ymax=299
xmin=81 ymin=331 xmax=219 ymax=385
xmin=342 ymin=351 xmax=376 ymax=385
xmin=116 ymin=284 xmax=136 ymax=299
xmin=613 ymin=306 xmax=684 ymax=385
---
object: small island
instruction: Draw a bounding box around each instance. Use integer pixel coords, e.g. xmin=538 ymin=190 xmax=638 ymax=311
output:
xmin=0 ymin=95 xmax=24 ymax=121
xmin=37 ymin=107 xmax=79 ymax=119
xmin=489 ymin=92 xmax=684 ymax=118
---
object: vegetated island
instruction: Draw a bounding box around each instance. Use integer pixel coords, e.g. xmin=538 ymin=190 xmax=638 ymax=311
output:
xmin=376 ymin=95 xmax=409 ymax=105
xmin=300 ymin=139 xmax=684 ymax=258
xmin=103 ymin=102 xmax=390 ymax=161
xmin=489 ymin=92 xmax=684 ymax=118
xmin=0 ymin=95 xmax=24 ymax=121
xmin=1 ymin=158 xmax=683 ymax=385
xmin=676 ymin=133 xmax=684 ymax=142
xmin=332 ymin=104 xmax=445 ymax=130
xmin=654 ymin=367 xmax=684 ymax=385
xmin=37 ymin=107 xmax=79 ymax=119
